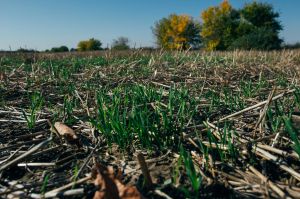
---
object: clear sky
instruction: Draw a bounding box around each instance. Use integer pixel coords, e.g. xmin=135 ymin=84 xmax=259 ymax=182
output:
xmin=0 ymin=0 xmax=299 ymax=50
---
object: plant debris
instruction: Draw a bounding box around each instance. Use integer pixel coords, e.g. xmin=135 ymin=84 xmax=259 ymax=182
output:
xmin=92 ymin=162 xmax=144 ymax=199
xmin=0 ymin=50 xmax=300 ymax=198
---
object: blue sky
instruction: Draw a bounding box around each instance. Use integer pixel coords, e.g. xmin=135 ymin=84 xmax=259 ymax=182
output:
xmin=0 ymin=0 xmax=299 ymax=50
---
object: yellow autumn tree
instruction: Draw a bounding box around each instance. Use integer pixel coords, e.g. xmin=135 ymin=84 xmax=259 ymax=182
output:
xmin=201 ymin=0 xmax=238 ymax=51
xmin=153 ymin=14 xmax=201 ymax=50
xmin=77 ymin=38 xmax=102 ymax=51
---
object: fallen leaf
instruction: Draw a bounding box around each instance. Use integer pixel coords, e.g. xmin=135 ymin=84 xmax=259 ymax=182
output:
xmin=53 ymin=122 xmax=79 ymax=142
xmin=291 ymin=115 xmax=300 ymax=130
xmin=92 ymin=163 xmax=144 ymax=199
xmin=0 ymin=72 xmax=6 ymax=81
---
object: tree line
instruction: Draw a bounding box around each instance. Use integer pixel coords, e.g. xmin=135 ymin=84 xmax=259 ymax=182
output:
xmin=44 ymin=37 xmax=130 ymax=52
xmin=153 ymin=1 xmax=283 ymax=50
xmin=9 ymin=1 xmax=299 ymax=53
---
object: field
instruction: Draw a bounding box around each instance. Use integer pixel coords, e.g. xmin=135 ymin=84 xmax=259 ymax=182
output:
xmin=0 ymin=50 xmax=300 ymax=198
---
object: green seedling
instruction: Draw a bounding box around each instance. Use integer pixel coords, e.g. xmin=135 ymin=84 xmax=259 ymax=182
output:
xmin=283 ymin=116 xmax=300 ymax=158
xmin=63 ymin=95 xmax=77 ymax=124
xmin=91 ymin=85 xmax=197 ymax=150
xmin=180 ymin=145 xmax=202 ymax=197
xmin=240 ymin=80 xmax=255 ymax=98
xmin=72 ymin=164 xmax=79 ymax=189
xmin=196 ymin=131 xmax=210 ymax=169
xmin=22 ymin=91 xmax=43 ymax=130
xmin=41 ymin=174 xmax=49 ymax=195
xmin=207 ymin=126 xmax=225 ymax=162
xmin=220 ymin=123 xmax=238 ymax=162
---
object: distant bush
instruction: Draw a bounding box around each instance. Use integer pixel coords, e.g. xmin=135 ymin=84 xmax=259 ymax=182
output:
xmin=70 ymin=48 xmax=77 ymax=52
xmin=111 ymin=37 xmax=130 ymax=50
xmin=77 ymin=38 xmax=102 ymax=51
xmin=16 ymin=48 xmax=39 ymax=53
xmin=283 ymin=42 xmax=300 ymax=49
xmin=50 ymin=46 xmax=69 ymax=53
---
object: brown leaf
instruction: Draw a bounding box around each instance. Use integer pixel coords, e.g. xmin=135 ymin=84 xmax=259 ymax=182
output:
xmin=293 ymin=107 xmax=300 ymax=113
xmin=0 ymin=72 xmax=6 ymax=81
xmin=53 ymin=122 xmax=79 ymax=142
xmin=291 ymin=115 xmax=300 ymax=130
xmin=92 ymin=163 xmax=144 ymax=199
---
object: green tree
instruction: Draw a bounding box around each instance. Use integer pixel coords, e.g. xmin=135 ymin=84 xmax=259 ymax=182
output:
xmin=240 ymin=2 xmax=282 ymax=33
xmin=50 ymin=46 xmax=69 ymax=52
xmin=153 ymin=14 xmax=201 ymax=50
xmin=16 ymin=48 xmax=38 ymax=53
xmin=200 ymin=0 xmax=283 ymax=50
xmin=236 ymin=2 xmax=282 ymax=50
xmin=77 ymin=38 xmax=102 ymax=51
xmin=111 ymin=37 xmax=130 ymax=50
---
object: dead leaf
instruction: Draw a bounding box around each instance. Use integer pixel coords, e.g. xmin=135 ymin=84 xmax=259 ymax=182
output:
xmin=92 ymin=163 xmax=145 ymax=199
xmin=0 ymin=72 xmax=6 ymax=81
xmin=291 ymin=115 xmax=300 ymax=130
xmin=53 ymin=122 xmax=79 ymax=143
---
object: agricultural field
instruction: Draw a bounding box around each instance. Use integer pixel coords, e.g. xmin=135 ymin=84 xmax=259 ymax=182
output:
xmin=0 ymin=50 xmax=300 ymax=198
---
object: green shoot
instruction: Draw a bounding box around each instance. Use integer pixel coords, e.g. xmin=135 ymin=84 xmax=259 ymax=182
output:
xmin=22 ymin=91 xmax=43 ymax=130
